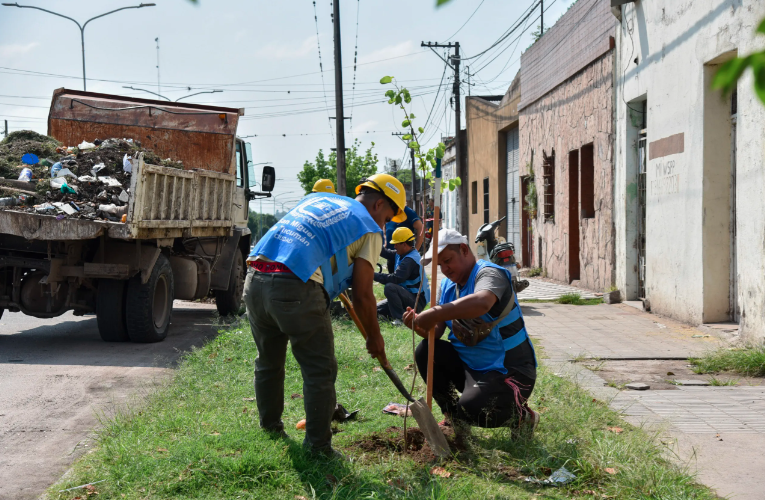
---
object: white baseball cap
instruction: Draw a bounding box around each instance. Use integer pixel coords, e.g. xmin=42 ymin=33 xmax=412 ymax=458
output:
xmin=422 ymin=228 xmax=469 ymax=265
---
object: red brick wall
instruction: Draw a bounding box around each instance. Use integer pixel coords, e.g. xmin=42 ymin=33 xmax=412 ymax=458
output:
xmin=518 ymin=0 xmax=617 ymax=111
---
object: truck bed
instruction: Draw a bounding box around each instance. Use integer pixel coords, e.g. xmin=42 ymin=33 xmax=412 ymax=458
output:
xmin=0 ymin=154 xmax=236 ymax=241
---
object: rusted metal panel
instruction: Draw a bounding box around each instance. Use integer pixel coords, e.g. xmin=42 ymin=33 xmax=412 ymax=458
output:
xmin=0 ymin=210 xmax=113 ymax=240
xmin=47 ymin=88 xmax=242 ymax=175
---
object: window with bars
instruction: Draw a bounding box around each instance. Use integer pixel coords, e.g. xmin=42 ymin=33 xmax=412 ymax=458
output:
xmin=542 ymin=149 xmax=555 ymax=222
xmin=483 ymin=177 xmax=489 ymax=224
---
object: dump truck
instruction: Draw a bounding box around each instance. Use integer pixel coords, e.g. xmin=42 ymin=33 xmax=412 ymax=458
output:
xmin=0 ymin=89 xmax=274 ymax=342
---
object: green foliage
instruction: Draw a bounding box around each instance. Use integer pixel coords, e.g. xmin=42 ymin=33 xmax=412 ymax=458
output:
xmin=556 ymin=293 xmax=603 ymax=306
xmin=527 ymin=267 xmax=543 ymax=277
xmin=49 ymin=318 xmax=716 ymax=499
xmin=381 ymin=76 xmax=459 ymax=192
xmin=690 ymin=345 xmax=765 ymax=377
xmin=248 ymin=211 xmax=278 ymax=240
xmin=523 ymin=163 xmax=538 ymax=218
xmin=713 ymin=18 xmax=765 ymax=105
xmin=296 ymin=139 xmax=379 ymax=195
xmin=392 ymin=168 xmax=420 ymax=185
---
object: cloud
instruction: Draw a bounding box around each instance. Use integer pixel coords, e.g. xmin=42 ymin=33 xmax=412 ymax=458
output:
xmin=0 ymin=42 xmax=40 ymax=58
xmin=358 ymin=41 xmax=420 ymax=66
xmin=257 ymin=36 xmax=316 ymax=60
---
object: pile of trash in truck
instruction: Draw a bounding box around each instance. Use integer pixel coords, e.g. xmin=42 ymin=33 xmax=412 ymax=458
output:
xmin=0 ymin=130 xmax=183 ymax=222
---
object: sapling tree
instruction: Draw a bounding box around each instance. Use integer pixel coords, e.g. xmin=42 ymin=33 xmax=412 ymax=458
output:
xmin=380 ymin=76 xmax=461 ymax=194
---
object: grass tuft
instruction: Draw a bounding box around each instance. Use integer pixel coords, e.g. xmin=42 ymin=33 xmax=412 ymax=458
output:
xmin=48 ymin=318 xmax=715 ymax=500
xmin=689 ymin=345 xmax=765 ymax=377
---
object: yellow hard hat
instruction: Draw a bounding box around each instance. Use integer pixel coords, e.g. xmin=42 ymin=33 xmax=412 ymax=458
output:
xmin=390 ymin=227 xmax=415 ymax=245
xmin=355 ymin=173 xmax=407 ymax=223
xmin=312 ymin=179 xmax=336 ymax=194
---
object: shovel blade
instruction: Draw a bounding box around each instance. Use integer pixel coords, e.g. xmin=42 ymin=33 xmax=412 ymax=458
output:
xmin=410 ymin=397 xmax=451 ymax=457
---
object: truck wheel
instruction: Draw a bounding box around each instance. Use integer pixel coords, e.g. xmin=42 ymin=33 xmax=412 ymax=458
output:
xmin=214 ymin=250 xmax=245 ymax=316
xmin=126 ymin=253 xmax=174 ymax=343
xmin=96 ymin=279 xmax=129 ymax=342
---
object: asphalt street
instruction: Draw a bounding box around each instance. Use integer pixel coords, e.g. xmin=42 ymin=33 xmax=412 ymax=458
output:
xmin=0 ymin=302 xmax=222 ymax=500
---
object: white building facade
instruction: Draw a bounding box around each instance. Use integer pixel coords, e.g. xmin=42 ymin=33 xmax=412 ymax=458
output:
xmin=441 ymin=139 xmax=459 ymax=231
xmin=613 ymin=0 xmax=765 ymax=340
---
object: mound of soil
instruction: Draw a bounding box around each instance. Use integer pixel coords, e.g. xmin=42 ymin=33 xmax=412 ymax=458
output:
xmin=349 ymin=426 xmax=467 ymax=463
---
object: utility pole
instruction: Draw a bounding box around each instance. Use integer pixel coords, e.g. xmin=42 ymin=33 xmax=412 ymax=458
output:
xmin=331 ymin=0 xmax=347 ymax=196
xmin=392 ymin=132 xmax=418 ymax=216
xmin=155 ymin=37 xmax=160 ymax=96
xmin=421 ymin=41 xmax=464 ymax=233
xmin=540 ymin=0 xmax=544 ymax=34
xmin=3 ymin=120 xmax=7 ymax=138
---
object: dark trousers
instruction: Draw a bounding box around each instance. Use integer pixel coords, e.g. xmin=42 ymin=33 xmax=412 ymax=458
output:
xmin=415 ymin=339 xmax=535 ymax=428
xmin=377 ymin=282 xmax=426 ymax=320
xmin=243 ymin=271 xmax=336 ymax=451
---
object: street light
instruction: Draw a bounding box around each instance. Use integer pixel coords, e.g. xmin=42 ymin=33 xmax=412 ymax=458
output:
xmin=122 ymin=86 xmax=223 ymax=102
xmin=272 ymin=191 xmax=295 ymax=216
xmin=1 ymin=3 xmax=156 ymax=91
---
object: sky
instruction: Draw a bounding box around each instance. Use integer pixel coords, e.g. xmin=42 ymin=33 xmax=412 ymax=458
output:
xmin=0 ymin=0 xmax=576 ymax=213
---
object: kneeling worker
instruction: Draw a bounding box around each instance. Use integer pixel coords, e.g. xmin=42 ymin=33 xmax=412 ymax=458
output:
xmin=403 ymin=228 xmax=538 ymax=432
xmin=244 ymin=173 xmax=407 ymax=457
xmin=375 ymin=227 xmax=430 ymax=324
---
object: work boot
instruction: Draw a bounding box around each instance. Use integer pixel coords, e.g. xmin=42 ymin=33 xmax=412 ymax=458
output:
xmin=306 ymin=445 xmax=349 ymax=462
xmin=262 ymin=422 xmax=288 ymax=439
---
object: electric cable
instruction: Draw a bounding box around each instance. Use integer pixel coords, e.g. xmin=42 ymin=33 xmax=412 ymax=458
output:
xmin=313 ymin=0 xmax=335 ymax=142
xmin=349 ymin=0 xmax=361 ymax=136
xmin=445 ymin=0 xmax=485 ymax=41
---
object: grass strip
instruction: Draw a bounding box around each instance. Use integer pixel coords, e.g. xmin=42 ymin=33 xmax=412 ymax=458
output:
xmin=689 ymin=345 xmax=765 ymax=377
xmin=520 ymin=293 xmax=603 ymax=306
xmin=50 ymin=318 xmax=714 ymax=499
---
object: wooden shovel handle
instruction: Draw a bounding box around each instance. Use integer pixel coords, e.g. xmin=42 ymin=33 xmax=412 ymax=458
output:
xmin=338 ymin=292 xmax=392 ymax=369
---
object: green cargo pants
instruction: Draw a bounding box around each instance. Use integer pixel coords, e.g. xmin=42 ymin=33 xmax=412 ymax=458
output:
xmin=243 ymin=270 xmax=337 ymax=451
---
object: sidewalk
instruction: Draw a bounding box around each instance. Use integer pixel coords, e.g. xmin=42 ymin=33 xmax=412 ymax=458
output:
xmin=523 ymin=301 xmax=765 ymax=500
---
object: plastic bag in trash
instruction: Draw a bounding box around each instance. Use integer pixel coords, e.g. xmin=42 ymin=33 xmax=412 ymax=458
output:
xmin=18 ymin=167 xmax=33 ymax=182
xmin=50 ymin=162 xmax=62 ymax=177
xmin=54 ymin=167 xmax=77 ymax=179
xmin=524 ymin=466 xmax=576 ymax=486
xmin=91 ymin=163 xmax=106 ymax=177
xmin=50 ymin=177 xmax=67 ymax=189
xmin=21 ymin=153 xmax=39 ymax=165
xmin=119 ymin=190 xmax=129 ymax=203
xmin=78 ymin=141 xmax=96 ymax=150
xmin=123 ymin=153 xmax=133 ymax=173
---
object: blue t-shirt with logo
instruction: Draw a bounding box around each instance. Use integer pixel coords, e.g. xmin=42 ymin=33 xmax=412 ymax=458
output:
xmin=385 ymin=206 xmax=421 ymax=250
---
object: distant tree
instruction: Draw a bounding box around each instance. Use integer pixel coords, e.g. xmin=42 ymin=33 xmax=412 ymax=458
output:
xmin=392 ymin=169 xmax=421 ymax=185
xmin=248 ymin=211 xmax=278 ymax=240
xmin=296 ymin=139 xmax=379 ymax=195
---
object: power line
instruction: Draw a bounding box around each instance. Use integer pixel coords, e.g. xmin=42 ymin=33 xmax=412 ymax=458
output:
xmin=460 ymin=0 xmax=540 ymax=62
xmin=312 ymin=0 xmax=335 ymax=143
xmin=445 ymin=0 xmax=485 ymax=41
xmin=349 ymin=0 xmax=361 ymax=136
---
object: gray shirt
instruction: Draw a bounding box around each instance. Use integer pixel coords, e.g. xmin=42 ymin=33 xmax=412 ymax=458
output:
xmin=440 ymin=265 xmax=536 ymax=380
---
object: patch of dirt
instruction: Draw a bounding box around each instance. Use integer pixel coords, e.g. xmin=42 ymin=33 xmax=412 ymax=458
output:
xmin=348 ymin=425 xmax=467 ymax=463
xmin=580 ymin=359 xmax=765 ymax=390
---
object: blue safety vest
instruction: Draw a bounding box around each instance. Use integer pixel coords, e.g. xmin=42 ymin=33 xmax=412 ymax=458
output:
xmin=440 ymin=259 xmax=535 ymax=374
xmin=394 ymin=248 xmax=430 ymax=304
xmin=250 ymin=192 xmax=382 ymax=299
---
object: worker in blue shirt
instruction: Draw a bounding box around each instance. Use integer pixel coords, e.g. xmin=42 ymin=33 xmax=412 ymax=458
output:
xmin=382 ymin=205 xmax=423 ymax=273
xmin=403 ymin=228 xmax=538 ymax=435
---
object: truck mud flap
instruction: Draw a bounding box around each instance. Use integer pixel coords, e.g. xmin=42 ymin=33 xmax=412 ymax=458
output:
xmin=209 ymin=229 xmax=242 ymax=291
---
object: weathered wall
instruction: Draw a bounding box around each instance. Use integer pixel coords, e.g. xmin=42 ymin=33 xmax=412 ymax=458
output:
xmin=465 ymin=79 xmax=520 ymax=253
xmin=519 ymin=53 xmax=615 ymax=291
xmin=613 ymin=0 xmax=765 ymax=339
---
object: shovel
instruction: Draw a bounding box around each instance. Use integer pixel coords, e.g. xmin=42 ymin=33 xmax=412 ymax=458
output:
xmin=338 ymin=293 xmax=450 ymax=457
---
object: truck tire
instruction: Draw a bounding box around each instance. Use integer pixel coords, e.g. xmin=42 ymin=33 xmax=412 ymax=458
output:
xmin=214 ymin=250 xmax=244 ymax=316
xmin=126 ymin=253 xmax=174 ymax=343
xmin=96 ymin=279 xmax=129 ymax=342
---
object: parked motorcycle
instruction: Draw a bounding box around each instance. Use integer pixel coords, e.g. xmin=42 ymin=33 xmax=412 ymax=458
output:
xmin=475 ymin=216 xmax=530 ymax=294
